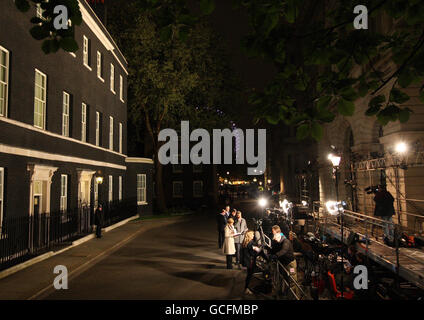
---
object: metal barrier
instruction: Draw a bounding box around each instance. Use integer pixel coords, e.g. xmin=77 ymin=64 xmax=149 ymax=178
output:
xmin=0 ymin=198 xmax=137 ymax=271
xmin=273 ymin=259 xmax=310 ymax=300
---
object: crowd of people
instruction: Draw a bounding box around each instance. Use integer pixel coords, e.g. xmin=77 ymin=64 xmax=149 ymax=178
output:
xmin=216 ymin=205 xmax=298 ymax=295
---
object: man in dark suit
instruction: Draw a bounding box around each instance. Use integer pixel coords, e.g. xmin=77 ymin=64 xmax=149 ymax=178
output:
xmin=217 ymin=209 xmax=227 ymax=248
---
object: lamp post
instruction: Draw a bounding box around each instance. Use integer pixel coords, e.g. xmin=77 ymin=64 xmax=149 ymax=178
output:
xmin=328 ymin=152 xmax=343 ymax=298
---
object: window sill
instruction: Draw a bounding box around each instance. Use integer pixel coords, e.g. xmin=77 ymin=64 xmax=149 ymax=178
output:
xmin=84 ymin=64 xmax=92 ymax=71
xmin=137 ymin=201 xmax=148 ymax=205
xmin=98 ymin=76 xmax=105 ymax=83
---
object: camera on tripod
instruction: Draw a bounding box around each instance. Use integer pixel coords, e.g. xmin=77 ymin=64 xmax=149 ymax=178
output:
xmin=364 ymin=185 xmax=379 ymax=194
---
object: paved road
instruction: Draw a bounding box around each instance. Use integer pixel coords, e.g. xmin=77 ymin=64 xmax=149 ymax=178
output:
xmin=41 ymin=212 xmax=247 ymax=300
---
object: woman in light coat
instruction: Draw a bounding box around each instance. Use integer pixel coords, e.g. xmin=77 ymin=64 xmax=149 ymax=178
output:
xmin=223 ymin=218 xmax=236 ymax=269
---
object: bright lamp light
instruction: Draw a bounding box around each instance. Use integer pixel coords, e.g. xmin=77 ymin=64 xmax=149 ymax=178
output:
xmin=325 ymin=200 xmax=343 ymax=215
xmin=395 ymin=142 xmax=407 ymax=154
xmin=301 ymin=200 xmax=308 ymax=206
xmin=258 ymin=198 xmax=268 ymax=208
xmin=280 ymin=199 xmax=291 ymax=214
xmin=328 ymin=153 xmax=341 ymax=167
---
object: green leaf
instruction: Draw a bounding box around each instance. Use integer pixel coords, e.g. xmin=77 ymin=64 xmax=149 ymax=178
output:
xmin=398 ymin=71 xmax=414 ymax=88
xmin=15 ymin=0 xmax=30 ymax=12
xmin=317 ymin=96 xmax=332 ymax=111
xmin=59 ymin=37 xmax=79 ymax=52
xmin=389 ymin=88 xmax=410 ymax=104
xmin=399 ymin=108 xmax=411 ymax=123
xmin=337 ymin=98 xmax=355 ymax=116
xmin=30 ymin=25 xmax=50 ymax=41
xmin=296 ymin=124 xmax=310 ymax=140
xmin=159 ymin=25 xmax=172 ymax=41
xmin=41 ymin=39 xmax=60 ymax=54
xmin=311 ymin=122 xmax=323 ymax=141
xmin=200 ymin=0 xmax=215 ymax=15
xmin=340 ymin=87 xmax=358 ymax=101
xmin=285 ymin=0 xmax=297 ymax=23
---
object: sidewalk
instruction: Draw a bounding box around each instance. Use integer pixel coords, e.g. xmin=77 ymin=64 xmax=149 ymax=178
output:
xmin=0 ymin=216 xmax=188 ymax=300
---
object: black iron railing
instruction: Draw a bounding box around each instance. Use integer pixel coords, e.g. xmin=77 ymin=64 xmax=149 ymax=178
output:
xmin=0 ymin=198 xmax=137 ymax=271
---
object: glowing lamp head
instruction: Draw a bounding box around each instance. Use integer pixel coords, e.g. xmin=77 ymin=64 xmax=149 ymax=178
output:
xmin=95 ymin=176 xmax=103 ymax=185
xmin=280 ymin=199 xmax=292 ymax=214
xmin=395 ymin=142 xmax=407 ymax=154
xmin=258 ymin=198 xmax=268 ymax=208
xmin=301 ymin=200 xmax=308 ymax=206
xmin=328 ymin=153 xmax=341 ymax=167
xmin=325 ymin=200 xmax=343 ymax=215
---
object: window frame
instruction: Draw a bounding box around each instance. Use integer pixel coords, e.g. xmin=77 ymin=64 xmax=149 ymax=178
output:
xmin=62 ymin=91 xmax=70 ymax=137
xmin=109 ymin=116 xmax=114 ymax=151
xmin=193 ymin=180 xmax=203 ymax=198
xmin=81 ymin=103 xmax=87 ymax=142
xmin=119 ymin=75 xmax=124 ymax=102
xmin=119 ymin=122 xmax=123 ymax=154
xmin=96 ymin=51 xmax=104 ymax=81
xmin=0 ymin=46 xmax=10 ymax=118
xmin=34 ymin=69 xmax=47 ymax=130
xmin=95 ymin=111 xmax=100 ymax=146
xmin=110 ymin=64 xmax=115 ymax=94
xmin=83 ymin=36 xmax=91 ymax=70
xmin=60 ymin=174 xmax=68 ymax=212
xmin=137 ymin=174 xmax=147 ymax=205
xmin=173 ymin=181 xmax=183 ymax=198
xmin=108 ymin=175 xmax=113 ymax=203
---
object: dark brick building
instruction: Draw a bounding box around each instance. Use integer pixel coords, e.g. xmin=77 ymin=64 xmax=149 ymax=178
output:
xmin=0 ymin=0 xmax=153 ymax=229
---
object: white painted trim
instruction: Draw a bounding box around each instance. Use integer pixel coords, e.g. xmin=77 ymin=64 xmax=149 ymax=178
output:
xmin=0 ymin=116 xmax=126 ymax=157
xmin=0 ymin=143 xmax=126 ymax=170
xmin=69 ymin=52 xmax=76 ymax=58
xmin=0 ymin=45 xmax=10 ymax=118
xmin=79 ymin=2 xmax=128 ymax=75
xmin=125 ymin=157 xmax=154 ymax=164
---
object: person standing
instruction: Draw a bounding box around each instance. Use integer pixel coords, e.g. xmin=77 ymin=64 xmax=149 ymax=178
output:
xmin=224 ymin=206 xmax=231 ymax=219
xmin=223 ymin=218 xmax=236 ymax=269
xmin=94 ymin=204 xmax=104 ymax=238
xmin=373 ymin=185 xmax=395 ymax=245
xmin=242 ymin=230 xmax=261 ymax=295
xmin=217 ymin=209 xmax=227 ymax=249
xmin=234 ymin=211 xmax=248 ymax=269
xmin=229 ymin=208 xmax=238 ymax=223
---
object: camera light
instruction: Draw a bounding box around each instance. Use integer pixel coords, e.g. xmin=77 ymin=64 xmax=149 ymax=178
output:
xmin=325 ymin=200 xmax=343 ymax=215
xmin=258 ymin=198 xmax=268 ymax=208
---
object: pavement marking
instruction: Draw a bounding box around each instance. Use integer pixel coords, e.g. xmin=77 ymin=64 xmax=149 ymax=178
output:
xmin=27 ymin=224 xmax=148 ymax=300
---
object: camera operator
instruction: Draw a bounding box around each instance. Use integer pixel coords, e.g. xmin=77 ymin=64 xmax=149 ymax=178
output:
xmin=373 ymin=184 xmax=395 ymax=245
xmin=269 ymin=225 xmax=298 ymax=295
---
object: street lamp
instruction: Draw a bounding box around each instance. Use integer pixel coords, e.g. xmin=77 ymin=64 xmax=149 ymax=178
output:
xmin=328 ymin=151 xmax=344 ymax=298
xmin=395 ymin=142 xmax=407 ymax=154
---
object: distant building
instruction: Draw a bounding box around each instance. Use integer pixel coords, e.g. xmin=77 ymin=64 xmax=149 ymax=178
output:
xmin=0 ymin=0 xmax=153 ymax=231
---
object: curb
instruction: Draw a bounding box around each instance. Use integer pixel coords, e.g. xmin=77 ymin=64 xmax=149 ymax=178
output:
xmin=0 ymin=214 xmax=139 ymax=281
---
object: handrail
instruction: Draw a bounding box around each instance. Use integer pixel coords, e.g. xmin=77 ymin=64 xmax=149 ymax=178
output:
xmin=274 ymin=259 xmax=309 ymax=300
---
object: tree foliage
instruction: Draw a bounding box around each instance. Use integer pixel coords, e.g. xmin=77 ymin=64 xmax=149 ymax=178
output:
xmin=135 ymin=0 xmax=424 ymax=141
xmin=106 ymin=1 xmax=241 ymax=211
xmin=14 ymin=0 xmax=81 ymax=54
